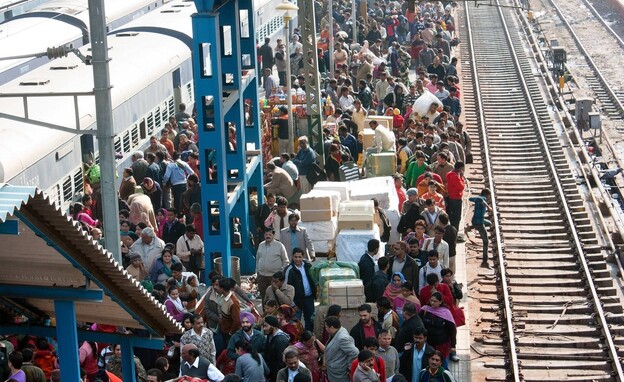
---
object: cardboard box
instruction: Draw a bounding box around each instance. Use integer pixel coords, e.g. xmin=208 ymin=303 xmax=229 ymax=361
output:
xmin=335 ymin=227 xmax=381 ymax=263
xmin=308 ymin=190 xmax=341 ymax=213
xmin=314 ymin=304 xmax=379 ymax=339
xmin=301 ymin=192 xmax=334 ymax=212
xmin=313 ymin=181 xmax=350 ymax=201
xmin=367 ymin=152 xmax=397 ymax=177
xmin=327 ymin=279 xmax=365 ymax=308
xmin=301 ymin=209 xmax=333 ymax=222
xmin=317 ymin=266 xmax=358 ymax=302
xmin=362 ymin=128 xmax=375 ymax=151
xmin=337 ymin=200 xmax=375 ymax=231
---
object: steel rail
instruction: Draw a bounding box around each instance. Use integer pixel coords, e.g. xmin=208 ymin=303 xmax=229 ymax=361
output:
xmin=580 ymin=0 xmax=624 ymax=50
xmin=463 ymin=2 xmax=520 ymax=381
xmin=466 ymin=0 xmax=624 ymax=379
xmin=548 ymin=0 xmax=624 ymax=117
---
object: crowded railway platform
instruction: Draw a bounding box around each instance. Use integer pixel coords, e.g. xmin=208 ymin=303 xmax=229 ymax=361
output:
xmin=1 ymin=0 xmax=624 ymax=380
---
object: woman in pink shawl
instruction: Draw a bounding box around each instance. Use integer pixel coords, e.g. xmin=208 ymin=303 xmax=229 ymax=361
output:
xmin=418 ymin=292 xmax=456 ymax=364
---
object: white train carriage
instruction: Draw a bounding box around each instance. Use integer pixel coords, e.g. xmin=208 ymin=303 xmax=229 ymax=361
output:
xmin=0 ymin=0 xmax=166 ymax=85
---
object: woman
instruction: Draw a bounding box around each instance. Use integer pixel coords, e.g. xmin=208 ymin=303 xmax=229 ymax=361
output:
xmin=180 ymin=314 xmax=217 ymax=365
xmin=164 ymin=286 xmax=188 ymax=322
xmin=441 ymin=268 xmax=463 ymax=305
xmin=154 ymin=357 xmax=176 ymax=381
xmin=419 ymin=273 xmax=454 ymax=309
xmin=105 ymin=344 xmax=148 ymax=382
xmin=150 ymin=248 xmax=184 ymax=285
xmin=234 ymin=340 xmax=269 ymax=382
xmin=78 ymin=341 xmax=99 ymax=382
xmin=383 ymin=272 xmax=405 ymax=309
xmin=400 ymin=281 xmax=421 ymax=312
xmin=156 ymin=208 xmax=168 ymax=238
xmin=260 ymin=299 xmax=279 ymax=328
xmin=295 ymin=331 xmax=324 ymax=382
xmin=418 ymin=350 xmax=456 ymax=382
xmin=325 ymin=144 xmax=343 ymax=182
xmin=73 ymin=202 xmax=99 ymax=231
xmin=278 ymin=305 xmax=304 ymax=344
xmin=419 ymin=292 xmax=456 ymax=365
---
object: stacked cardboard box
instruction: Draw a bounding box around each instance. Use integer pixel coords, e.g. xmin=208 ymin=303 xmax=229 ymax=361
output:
xmin=337 ymin=200 xmax=375 ymax=231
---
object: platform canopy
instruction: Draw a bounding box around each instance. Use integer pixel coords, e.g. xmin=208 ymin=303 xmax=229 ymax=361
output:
xmin=0 ymin=183 xmax=182 ymax=336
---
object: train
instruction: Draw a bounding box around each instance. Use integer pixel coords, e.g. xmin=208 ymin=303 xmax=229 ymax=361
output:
xmin=0 ymin=0 xmax=290 ymax=211
xmin=0 ymin=0 xmax=167 ymax=85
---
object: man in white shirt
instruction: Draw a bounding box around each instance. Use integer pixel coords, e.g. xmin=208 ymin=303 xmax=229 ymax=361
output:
xmin=256 ymin=228 xmax=290 ymax=302
xmin=338 ymin=86 xmax=355 ymax=112
xmin=176 ymin=224 xmax=205 ymax=275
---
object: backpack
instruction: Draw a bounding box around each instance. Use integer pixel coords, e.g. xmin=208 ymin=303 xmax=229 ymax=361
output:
xmin=306 ymin=162 xmax=327 ymax=186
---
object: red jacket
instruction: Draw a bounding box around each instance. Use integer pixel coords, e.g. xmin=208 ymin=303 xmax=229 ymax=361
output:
xmin=350 ymin=356 xmax=386 ymax=381
xmin=446 ymin=170 xmax=465 ymax=200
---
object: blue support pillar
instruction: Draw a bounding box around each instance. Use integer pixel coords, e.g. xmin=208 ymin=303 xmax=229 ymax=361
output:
xmin=193 ymin=0 xmax=263 ymax=278
xmin=193 ymin=10 xmax=232 ymax=280
xmin=54 ymin=300 xmax=81 ymax=382
xmin=120 ymin=335 xmax=136 ymax=382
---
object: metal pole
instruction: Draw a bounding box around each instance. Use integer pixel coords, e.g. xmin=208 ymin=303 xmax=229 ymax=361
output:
xmin=285 ymin=15 xmax=294 ymax=153
xmin=328 ymin=0 xmax=334 ymax=74
xmin=88 ymin=0 xmax=121 ymax=264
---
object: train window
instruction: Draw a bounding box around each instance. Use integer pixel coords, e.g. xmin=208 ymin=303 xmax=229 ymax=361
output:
xmin=123 ymin=131 xmax=131 ymax=153
xmin=167 ymin=98 xmax=175 ymax=118
xmin=47 ymin=185 xmax=61 ymax=210
xmin=139 ymin=119 xmax=146 ymax=140
xmin=160 ymin=102 xmax=168 ymax=124
xmin=147 ymin=112 xmax=154 ymax=136
xmin=152 ymin=108 xmax=160 ymax=132
xmin=221 ymin=26 xmax=232 ymax=57
xmin=240 ymin=10 xmax=249 ymax=38
xmin=132 ymin=125 xmax=140 ymax=148
xmin=200 ymin=43 xmax=213 ymax=77
xmin=241 ymin=54 xmax=251 ymax=67
xmin=74 ymin=168 xmax=84 ymax=195
xmin=63 ymin=176 xmax=72 ymax=203
xmin=114 ymin=137 xmax=122 ymax=155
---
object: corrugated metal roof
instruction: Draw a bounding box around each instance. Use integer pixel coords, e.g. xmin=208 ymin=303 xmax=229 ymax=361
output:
xmin=0 ymin=184 xmax=182 ymax=336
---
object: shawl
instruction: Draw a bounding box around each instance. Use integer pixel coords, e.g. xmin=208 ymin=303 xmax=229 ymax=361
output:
xmin=383 ymin=272 xmax=405 ymax=300
xmin=420 ymin=305 xmax=455 ymax=325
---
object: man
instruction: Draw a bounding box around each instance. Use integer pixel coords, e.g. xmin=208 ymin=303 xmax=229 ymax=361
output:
xmin=264 ymin=197 xmax=292 ymax=241
xmin=141 ymin=177 xmax=163 ymax=213
xmin=393 ymin=302 xmax=425 ymax=350
xmin=263 ymin=316 xmax=291 ymax=382
xmin=145 ymin=152 xmax=164 ymax=187
xmin=446 ymin=161 xmax=466 ymax=230
xmin=175 ymin=103 xmax=191 ymax=124
xmin=373 ymin=198 xmax=392 ymax=243
xmin=399 ymin=327 xmax=436 ymax=381
xmin=430 ymin=152 xmax=454 ymax=186
xmin=20 ymin=348 xmax=45 ymax=382
xmin=279 ymin=153 xmax=299 ymax=183
xmin=272 ymin=106 xmax=291 ymax=155
xmin=284 ymin=248 xmax=316 ymax=331
xmin=264 ymin=271 xmax=295 ymax=307
xmin=359 ymin=239 xmax=379 ymax=302
xmin=397 ymin=138 xmax=412 ymax=175
xmin=292 ymin=136 xmax=317 ymax=193
xmin=434 ymin=80 xmax=450 ymax=101
xmin=262 ymin=68 xmax=276 ymax=98
xmin=259 ymin=37 xmax=274 ymax=82
xmin=418 ymin=250 xmax=444 ymax=291
xmin=7 ymin=351 xmax=26 ymax=382
xmin=176 ymin=224 xmax=205 ymax=274
xmin=265 ymin=162 xmax=297 ymax=200
xmin=368 ymin=256 xmax=389 ymax=303
xmin=375 ymin=72 xmax=390 ymax=114
xmin=147 ymin=369 xmax=164 ymax=382
xmin=421 ymin=180 xmax=445 ymax=210
xmin=350 ymin=304 xmax=383 ymax=350
xmin=144 ymin=135 xmax=168 ymax=158
xmin=356 ymin=82 xmax=373 ymax=112
xmin=439 ymin=214 xmax=458 ymax=273
xmin=420 ymin=199 xmax=447 ymax=237
xmin=397 ymin=188 xmax=423 ymax=237
xmin=180 ymin=344 xmax=224 ymax=381
xmin=274 ymin=42 xmax=287 ymax=86
xmin=338 ymin=125 xmax=358 ymax=162
xmin=118 ymin=168 xmax=137 ymax=202
xmin=377 ymin=330 xmax=400 ymax=381
xmin=256 ymin=228 xmax=289 ymax=302
xmin=276 ymin=348 xmax=312 ymax=382
xmin=466 ymin=188 xmax=493 ymax=269
xmin=130 ymin=227 xmax=165 ymax=270
xmin=163 ymin=151 xmax=194 ymax=211
xmin=388 ymin=241 xmax=419 ymax=292
xmin=442 ymin=87 xmax=462 ymax=119
xmin=324 ymin=317 xmax=359 ymax=382
xmin=280 ymin=213 xmax=315 ymax=262
xmin=180 ymin=314 xmax=216 ymax=365
xmin=364 ymin=120 xmax=396 ymax=172
xmin=351 ymin=349 xmax=381 ymax=382
xmin=226 ymin=311 xmax=266 ymax=360
xmin=418 ymin=351 xmax=456 ymax=381
xmin=161 ymin=208 xmax=186 ymax=246
xmin=131 ymin=151 xmax=149 ymax=185
xmin=427 ymin=56 xmax=446 ymax=80
xmin=338 ymin=86 xmax=355 ymax=112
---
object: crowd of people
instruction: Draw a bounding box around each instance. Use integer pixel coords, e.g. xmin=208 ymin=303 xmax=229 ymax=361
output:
xmin=0 ymin=0 xmax=497 ymax=381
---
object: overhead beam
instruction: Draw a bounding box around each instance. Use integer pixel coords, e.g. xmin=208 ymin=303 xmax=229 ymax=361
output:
xmin=0 ymin=326 xmax=165 ymax=349
xmin=0 ymin=284 xmax=103 ymax=302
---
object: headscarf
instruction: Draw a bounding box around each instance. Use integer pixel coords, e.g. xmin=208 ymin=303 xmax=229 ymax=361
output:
xmin=421 ymin=304 xmax=455 ymax=324
xmin=240 ymin=311 xmax=256 ymax=325
xmin=384 ymin=272 xmax=405 ymax=300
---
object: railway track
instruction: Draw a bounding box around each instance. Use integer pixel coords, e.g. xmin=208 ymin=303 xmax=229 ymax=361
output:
xmin=462 ymin=1 xmax=624 ymax=380
xmin=533 ymin=0 xmax=624 ymax=121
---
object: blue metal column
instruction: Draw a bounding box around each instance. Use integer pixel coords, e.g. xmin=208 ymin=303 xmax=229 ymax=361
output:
xmin=193 ymin=8 xmax=232 ymax=280
xmin=54 ymin=300 xmax=81 ymax=382
xmin=120 ymin=335 xmax=136 ymax=382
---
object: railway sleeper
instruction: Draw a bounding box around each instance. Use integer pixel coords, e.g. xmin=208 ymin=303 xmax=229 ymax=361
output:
xmin=480 ymin=335 xmax=607 ymax=349
xmin=519 ymin=372 xmax=615 ymax=382
xmin=479 ymin=284 xmax=616 ymax=296
xmin=480 ymin=312 xmax=624 ymax=325
xmin=479 ymin=302 xmax=623 ymax=314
